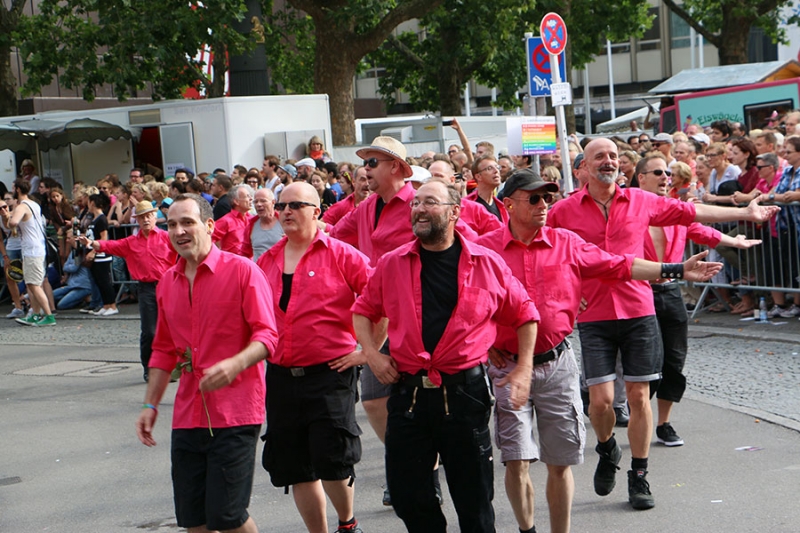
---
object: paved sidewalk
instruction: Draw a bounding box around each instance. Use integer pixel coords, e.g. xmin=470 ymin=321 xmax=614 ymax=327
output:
xmin=0 ymin=305 xmax=799 ymax=532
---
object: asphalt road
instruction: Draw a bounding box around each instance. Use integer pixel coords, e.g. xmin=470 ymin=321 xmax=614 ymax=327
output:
xmin=1 ymin=307 xmax=799 ymax=532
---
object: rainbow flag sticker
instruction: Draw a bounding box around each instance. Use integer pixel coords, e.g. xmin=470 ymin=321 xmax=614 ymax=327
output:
xmin=506 ymin=116 xmax=557 ymax=156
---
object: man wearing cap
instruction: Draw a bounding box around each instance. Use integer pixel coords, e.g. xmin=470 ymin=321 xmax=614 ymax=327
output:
xmin=212 ymin=184 xmax=255 ymax=257
xmin=353 ymin=178 xmax=540 ymax=533
xmin=81 ymin=200 xmax=177 ymax=382
xmin=295 ymin=158 xmax=317 ymax=181
xmin=546 ymin=137 xmax=779 ymax=511
xmin=407 ymin=165 xmax=432 ymax=190
xmin=275 ymin=163 xmax=297 ymax=201
xmin=257 ymin=182 xmax=370 ymax=533
xmin=652 ymin=133 xmax=675 ymax=165
xmin=481 ymin=169 xmax=722 ymax=533
xmin=211 ymin=174 xmax=234 ymax=220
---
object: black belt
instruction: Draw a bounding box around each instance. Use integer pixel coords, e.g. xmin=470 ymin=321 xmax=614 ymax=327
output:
xmin=268 ymin=362 xmax=332 ymax=378
xmin=650 ymin=281 xmax=678 ymax=293
xmin=523 ymin=339 xmax=568 ymax=366
xmin=400 ymin=365 xmax=484 ymax=389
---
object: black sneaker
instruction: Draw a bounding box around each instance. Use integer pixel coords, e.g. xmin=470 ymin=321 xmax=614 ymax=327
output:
xmin=593 ymin=440 xmax=622 ymax=496
xmin=656 ymin=422 xmax=684 ymax=447
xmin=614 ymin=406 xmax=629 ymax=427
xmin=382 ymin=488 xmax=392 ymax=506
xmin=335 ymin=520 xmax=362 ymax=533
xmin=628 ymin=469 xmax=655 ymax=510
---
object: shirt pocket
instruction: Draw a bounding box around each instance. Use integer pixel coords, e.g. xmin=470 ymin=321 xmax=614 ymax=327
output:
xmin=458 ymin=286 xmax=492 ymax=326
xmin=540 ymin=265 xmax=572 ymax=301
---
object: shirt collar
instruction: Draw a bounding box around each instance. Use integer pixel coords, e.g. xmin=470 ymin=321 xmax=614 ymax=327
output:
xmin=502 ymin=223 xmax=553 ymax=249
xmin=401 ymin=230 xmax=487 ymax=258
xmin=577 ymin=183 xmax=628 ymax=204
xmin=174 ymin=243 xmax=221 ymax=278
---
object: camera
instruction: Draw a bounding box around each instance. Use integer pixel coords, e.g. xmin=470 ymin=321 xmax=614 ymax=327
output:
xmin=442 ymin=119 xmax=454 ymax=126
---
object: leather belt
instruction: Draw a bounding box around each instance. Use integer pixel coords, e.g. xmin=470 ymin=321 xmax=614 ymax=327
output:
xmin=532 ymin=339 xmax=568 ymax=366
xmin=650 ymin=280 xmax=678 ymax=293
xmin=268 ymin=362 xmax=332 ymax=378
xmin=400 ymin=365 xmax=484 ymax=389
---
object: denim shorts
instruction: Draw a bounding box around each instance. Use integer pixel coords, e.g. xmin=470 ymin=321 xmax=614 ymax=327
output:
xmin=578 ymin=315 xmax=663 ymax=386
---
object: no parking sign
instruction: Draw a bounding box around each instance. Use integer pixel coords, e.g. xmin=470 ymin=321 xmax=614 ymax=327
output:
xmin=527 ymin=37 xmax=566 ymax=97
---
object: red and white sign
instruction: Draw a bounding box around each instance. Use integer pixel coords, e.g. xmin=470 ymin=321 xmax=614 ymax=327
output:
xmin=539 ymin=13 xmax=568 ymax=56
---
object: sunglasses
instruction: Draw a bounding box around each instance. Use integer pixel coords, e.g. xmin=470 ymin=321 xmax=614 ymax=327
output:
xmin=275 ymin=201 xmax=316 ymax=211
xmin=642 ymin=169 xmax=672 ymax=177
xmin=756 ymin=164 xmax=773 ymax=170
xmin=363 ymin=157 xmax=393 ymax=169
xmin=517 ymin=193 xmax=554 ymax=204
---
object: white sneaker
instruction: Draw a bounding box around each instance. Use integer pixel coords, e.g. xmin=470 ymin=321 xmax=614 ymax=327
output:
xmin=779 ymin=304 xmax=800 ymax=318
xmin=100 ymin=308 xmax=119 ymax=317
xmin=767 ymin=305 xmax=783 ymax=318
xmin=6 ymin=308 xmax=24 ymax=319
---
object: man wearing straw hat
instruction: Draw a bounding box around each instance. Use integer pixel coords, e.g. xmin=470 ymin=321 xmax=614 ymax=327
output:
xmin=80 ymin=200 xmax=177 ymax=382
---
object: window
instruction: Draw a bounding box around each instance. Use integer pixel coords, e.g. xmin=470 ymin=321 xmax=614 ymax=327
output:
xmin=671 ymin=11 xmax=691 ymax=49
xmin=638 ymin=7 xmax=661 ymax=51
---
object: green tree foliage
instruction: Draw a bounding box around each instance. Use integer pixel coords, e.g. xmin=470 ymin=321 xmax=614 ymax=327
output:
xmin=261 ymin=2 xmax=315 ymax=95
xmin=662 ymin=0 xmax=800 ymax=65
xmin=368 ymin=0 xmax=652 ymax=115
xmin=0 ymin=0 xmax=26 ymax=117
xmin=17 ymin=0 xmax=255 ymax=101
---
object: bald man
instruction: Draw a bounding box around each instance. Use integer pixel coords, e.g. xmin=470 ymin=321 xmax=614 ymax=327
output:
xmin=257 ymin=182 xmax=371 ymax=533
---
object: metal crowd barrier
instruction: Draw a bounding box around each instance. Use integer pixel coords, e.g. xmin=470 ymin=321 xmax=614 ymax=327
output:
xmin=685 ymin=202 xmax=800 ymax=318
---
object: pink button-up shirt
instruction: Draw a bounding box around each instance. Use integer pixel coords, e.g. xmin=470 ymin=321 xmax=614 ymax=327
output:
xmin=212 ymin=209 xmax=255 ymax=257
xmin=465 ymin=190 xmax=509 ymax=225
xmin=98 ymin=227 xmax=177 ymax=282
xmin=257 ymin=231 xmax=371 ymax=367
xmin=478 ymin=225 xmax=633 ymax=354
xmin=460 ymin=198 xmax=503 ymax=236
xmin=644 ymin=223 xmax=721 ymax=264
xmin=547 ymin=185 xmax=696 ymax=322
xmin=352 ymin=233 xmax=539 ymax=386
xmin=149 ymin=246 xmax=278 ymax=429
xmin=322 ymin=193 xmax=357 ymax=226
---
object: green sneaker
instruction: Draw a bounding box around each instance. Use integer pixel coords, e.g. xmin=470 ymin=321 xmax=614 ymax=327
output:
xmin=16 ymin=314 xmax=42 ymax=326
xmin=35 ymin=314 xmax=56 ymax=327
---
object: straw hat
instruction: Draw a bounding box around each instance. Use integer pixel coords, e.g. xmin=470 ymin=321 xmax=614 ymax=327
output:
xmin=356 ymin=136 xmax=413 ymax=178
xmin=135 ymin=200 xmax=158 ymax=215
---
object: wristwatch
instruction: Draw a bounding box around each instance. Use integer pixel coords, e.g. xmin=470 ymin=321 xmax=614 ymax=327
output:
xmin=769 ymin=193 xmax=776 ymax=202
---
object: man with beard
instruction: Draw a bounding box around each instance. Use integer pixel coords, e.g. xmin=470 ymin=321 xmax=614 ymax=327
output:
xmin=352 ymin=179 xmax=539 ymax=533
xmin=547 ymin=138 xmax=780 ymax=510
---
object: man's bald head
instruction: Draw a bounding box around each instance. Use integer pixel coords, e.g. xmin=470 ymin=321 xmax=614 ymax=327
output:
xmin=428 ymin=160 xmax=456 ymax=183
xmin=281 ymin=181 xmax=320 ymax=207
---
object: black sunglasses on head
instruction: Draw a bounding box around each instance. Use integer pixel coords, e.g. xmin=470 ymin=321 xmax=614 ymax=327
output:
xmin=363 ymin=157 xmax=393 ymax=169
xmin=275 ymin=201 xmax=316 ymax=211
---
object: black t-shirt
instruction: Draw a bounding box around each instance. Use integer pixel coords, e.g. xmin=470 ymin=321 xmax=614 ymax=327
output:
xmin=89 ymin=214 xmax=111 ymax=262
xmin=374 ymin=197 xmax=386 ymax=227
xmin=279 ymin=273 xmax=293 ymax=312
xmin=213 ymin=195 xmax=232 ymax=221
xmin=420 ymin=238 xmax=462 ymax=355
xmin=476 ymin=195 xmax=502 ymax=221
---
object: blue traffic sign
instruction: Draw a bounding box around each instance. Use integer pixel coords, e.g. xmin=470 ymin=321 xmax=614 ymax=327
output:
xmin=527 ymin=37 xmax=566 ymax=97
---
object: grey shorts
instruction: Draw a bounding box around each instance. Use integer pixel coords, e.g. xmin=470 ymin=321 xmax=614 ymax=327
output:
xmin=578 ymin=316 xmax=663 ymax=387
xmin=22 ymin=255 xmax=45 ymax=286
xmin=488 ymin=344 xmax=585 ymax=466
xmin=360 ymin=340 xmax=393 ymax=401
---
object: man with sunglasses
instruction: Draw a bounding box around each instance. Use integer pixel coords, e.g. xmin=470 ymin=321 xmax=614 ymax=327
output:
xmin=257 ymin=182 xmax=370 ymax=533
xmin=479 ymin=169 xmax=722 ymax=533
xmin=547 ymin=138 xmax=779 ymax=511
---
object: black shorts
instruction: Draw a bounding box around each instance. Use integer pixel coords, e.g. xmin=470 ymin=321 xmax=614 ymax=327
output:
xmin=578 ymin=316 xmax=663 ymax=386
xmin=262 ymin=364 xmax=362 ymax=487
xmin=171 ymin=424 xmax=260 ymax=531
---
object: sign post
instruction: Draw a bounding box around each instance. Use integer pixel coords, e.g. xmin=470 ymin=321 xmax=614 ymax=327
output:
xmin=540 ymin=12 xmax=573 ymax=194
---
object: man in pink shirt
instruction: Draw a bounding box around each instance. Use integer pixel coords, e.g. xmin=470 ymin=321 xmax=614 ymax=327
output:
xmin=81 ymin=200 xmax=177 ymax=382
xmin=637 ymin=154 xmax=762 ymax=447
xmin=353 ymin=179 xmax=539 ymax=533
xmin=135 ymin=194 xmax=278 ymax=533
xmin=428 ymin=160 xmax=502 ymax=236
xmin=480 ymin=169 xmax=721 ymax=533
xmin=212 ymin=184 xmax=255 ymax=257
xmin=257 ymin=183 xmax=371 ymax=533
xmin=547 ymin=138 xmax=779 ymax=510
xmin=465 ymin=154 xmax=508 ymax=223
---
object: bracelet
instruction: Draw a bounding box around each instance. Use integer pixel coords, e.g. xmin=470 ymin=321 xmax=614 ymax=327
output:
xmin=142 ymin=403 xmax=158 ymax=413
xmin=661 ymin=263 xmax=684 ymax=279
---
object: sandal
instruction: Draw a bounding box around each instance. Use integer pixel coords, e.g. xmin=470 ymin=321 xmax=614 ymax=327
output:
xmin=707 ymin=302 xmax=728 ymax=312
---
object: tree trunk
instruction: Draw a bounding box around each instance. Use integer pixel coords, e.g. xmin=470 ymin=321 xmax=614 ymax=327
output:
xmin=209 ymin=44 xmax=229 ymax=98
xmin=438 ymin=61 xmax=463 ymax=117
xmin=717 ymin=13 xmax=750 ymax=65
xmin=0 ymin=46 xmax=18 ymax=117
xmin=314 ymin=26 xmax=358 ymax=146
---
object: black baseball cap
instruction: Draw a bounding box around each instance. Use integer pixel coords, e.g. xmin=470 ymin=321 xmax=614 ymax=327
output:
xmin=498 ymin=168 xmax=559 ymax=200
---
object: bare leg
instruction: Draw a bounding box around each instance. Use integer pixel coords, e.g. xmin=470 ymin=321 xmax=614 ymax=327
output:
xmin=292 ymin=481 xmax=328 ymax=533
xmin=545 ymin=464 xmax=574 ymax=533
xmin=656 ymin=398 xmax=674 ymax=426
xmin=4 ymin=268 xmax=23 ymax=310
xmin=322 ymin=478 xmax=355 ymax=522
xmin=626 ymin=381 xmax=652 ymax=459
xmin=362 ymin=396 xmax=388 ymax=443
xmin=43 ymin=276 xmax=56 ymax=312
xmin=588 ymin=381 xmax=615 ymax=442
xmin=27 ymin=283 xmax=50 ymax=315
xmin=504 ymin=460 xmax=534 ymax=530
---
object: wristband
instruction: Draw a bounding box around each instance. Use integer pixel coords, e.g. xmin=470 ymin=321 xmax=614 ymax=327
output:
xmin=661 ymin=263 xmax=684 ymax=279
xmin=142 ymin=403 xmax=158 ymax=413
